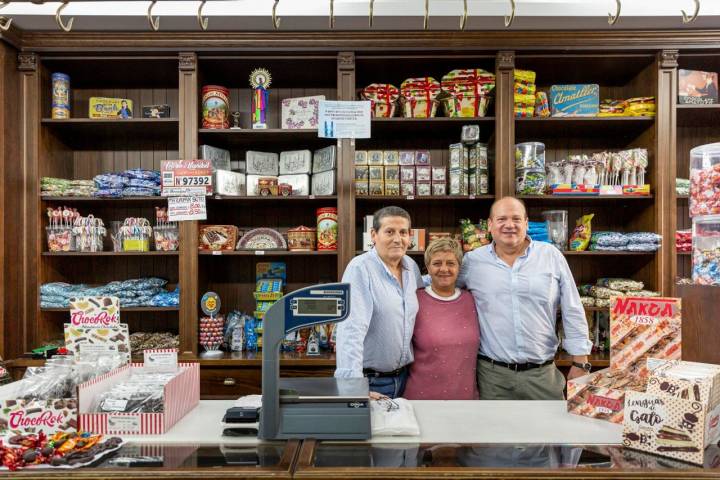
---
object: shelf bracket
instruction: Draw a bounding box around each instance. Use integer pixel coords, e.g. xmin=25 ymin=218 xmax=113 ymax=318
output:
xmin=55 ymin=2 xmax=73 ymax=32
xmin=0 ymin=2 xmax=12 ymax=32
xmin=459 ymin=0 xmax=468 ymax=30
xmin=272 ymin=0 xmax=280 ymax=29
xmin=369 ymin=0 xmax=374 ymax=27
xmin=423 ymin=0 xmax=429 ymax=30
xmin=148 ymin=0 xmax=160 ymax=31
xmin=504 ymin=0 xmax=515 ymax=27
xmin=608 ymin=0 xmax=620 ymax=25
xmin=198 ymin=0 xmax=208 ymax=30
xmin=682 ymin=0 xmax=699 ymax=23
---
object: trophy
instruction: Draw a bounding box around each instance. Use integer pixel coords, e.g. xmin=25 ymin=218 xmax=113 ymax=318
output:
xmin=249 ymin=67 xmax=272 ymax=129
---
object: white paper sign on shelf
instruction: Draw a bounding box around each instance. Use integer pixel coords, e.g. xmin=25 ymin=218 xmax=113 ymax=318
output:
xmin=107 ymin=414 xmax=141 ymax=434
xmin=161 ymin=160 xmax=213 ymax=196
xmin=167 ymin=195 xmax=207 ymax=221
xmin=143 ymin=348 xmax=178 ymax=373
xmin=318 ymin=100 xmax=371 ymax=139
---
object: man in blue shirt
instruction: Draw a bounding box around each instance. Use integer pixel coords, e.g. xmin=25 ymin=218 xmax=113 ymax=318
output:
xmin=459 ymin=197 xmax=592 ymax=400
xmin=334 ymin=206 xmax=423 ymax=398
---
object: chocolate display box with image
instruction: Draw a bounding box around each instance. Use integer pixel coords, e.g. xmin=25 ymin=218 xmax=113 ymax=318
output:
xmin=567 ymin=297 xmax=682 ymax=424
xmin=623 ymin=359 xmax=720 ymax=466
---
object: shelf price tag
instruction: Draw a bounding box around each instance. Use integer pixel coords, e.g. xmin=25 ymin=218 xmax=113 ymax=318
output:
xmin=406 ymin=195 xmax=415 ymax=200
xmin=168 ymin=195 xmax=207 ymax=221
xmin=161 ymin=160 xmax=213 ymax=196
xmin=255 ymin=250 xmax=265 ymax=255
xmin=469 ymin=195 xmax=475 ymax=200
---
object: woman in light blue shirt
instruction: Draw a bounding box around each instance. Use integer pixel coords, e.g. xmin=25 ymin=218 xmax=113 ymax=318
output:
xmin=334 ymin=206 xmax=423 ymax=399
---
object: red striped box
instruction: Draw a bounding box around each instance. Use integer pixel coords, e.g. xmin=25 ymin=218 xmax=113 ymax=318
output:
xmin=78 ymin=362 xmax=199 ymax=435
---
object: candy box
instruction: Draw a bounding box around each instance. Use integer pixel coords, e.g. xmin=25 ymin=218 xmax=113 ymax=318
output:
xmin=399 ymin=151 xmax=415 ymax=166
xmin=355 ymin=166 xmax=370 ymax=181
xmin=246 ymin=151 xmax=279 ymax=176
xmin=441 ymin=69 xmax=496 ymax=118
xmin=0 ymin=381 xmax=77 ymax=435
xmin=369 ymin=181 xmax=384 ymax=196
xmin=355 ymin=180 xmax=369 ymax=196
xmin=416 ymin=182 xmax=432 ymax=196
xmin=368 ymin=150 xmax=384 ymax=166
xmin=281 ymin=95 xmax=325 ymax=129
xmin=432 ymin=183 xmax=447 ymax=196
xmin=354 ymin=150 xmax=368 ymax=165
xmin=384 ymin=182 xmax=400 ymax=196
xmin=449 ymin=144 xmax=468 ymax=170
xmin=416 ymin=166 xmax=432 ymax=182
xmin=199 ymin=145 xmax=231 ymax=172
xmin=400 ymin=183 xmax=415 ymax=196
xmin=432 ymin=166 xmax=446 ymax=182
xmin=368 ymin=166 xmax=384 ymax=181
xmin=214 ymin=170 xmax=246 ymax=196
xmin=401 ymin=166 xmax=416 ymax=182
xmin=550 ymin=84 xmax=599 ymax=117
xmin=78 ymin=362 xmax=199 ymax=435
xmin=89 ymin=97 xmax=133 ymax=119
xmin=623 ymin=185 xmax=651 ymax=196
xmin=279 ymin=150 xmax=312 ymax=175
xmin=278 ymin=174 xmax=310 ymax=196
xmin=199 ymin=225 xmax=239 ymax=250
xmin=567 ymin=297 xmax=682 ymax=424
xmin=679 ymin=69 xmax=719 ymax=105
xmin=313 ymin=146 xmax=337 ymax=174
xmin=415 ymin=150 xmax=431 ymax=165
xmin=623 ymin=359 xmax=720 ymax=466
xmin=361 ymin=83 xmax=399 ymax=118
xmin=383 ymin=150 xmax=399 ymax=166
xmin=384 ymin=166 xmax=400 ymax=182
xmin=400 ymin=77 xmax=441 ymax=118
xmin=311 ymin=170 xmax=336 ymax=196
xmin=142 ymin=104 xmax=171 ymax=118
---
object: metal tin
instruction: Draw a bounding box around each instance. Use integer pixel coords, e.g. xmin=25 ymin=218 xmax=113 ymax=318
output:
xmin=288 ymin=226 xmax=317 ymax=251
xmin=51 ymin=73 xmax=71 ymax=119
xmin=202 ymin=85 xmax=230 ymax=129
xmin=316 ymin=207 xmax=338 ymax=251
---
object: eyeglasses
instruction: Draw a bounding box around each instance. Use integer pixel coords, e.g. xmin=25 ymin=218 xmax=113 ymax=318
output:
xmin=376 ymin=397 xmax=400 ymax=412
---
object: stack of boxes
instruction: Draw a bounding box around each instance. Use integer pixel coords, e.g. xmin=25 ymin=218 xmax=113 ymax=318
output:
xmin=253 ymin=262 xmax=286 ymax=350
xmin=514 ymin=69 xmax=537 ymax=118
xmin=448 ymin=126 xmax=490 ymax=196
xmin=355 ymin=149 xmax=435 ymax=196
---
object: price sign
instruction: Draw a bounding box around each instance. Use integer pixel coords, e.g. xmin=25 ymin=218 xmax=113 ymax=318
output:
xmin=168 ymin=195 xmax=207 ymax=221
xmin=161 ymin=160 xmax=213 ymax=196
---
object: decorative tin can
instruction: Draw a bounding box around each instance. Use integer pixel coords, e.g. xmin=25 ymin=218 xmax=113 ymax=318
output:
xmin=51 ymin=73 xmax=71 ymax=119
xmin=316 ymin=207 xmax=338 ymax=251
xmin=202 ymin=85 xmax=230 ymax=129
xmin=288 ymin=226 xmax=317 ymax=251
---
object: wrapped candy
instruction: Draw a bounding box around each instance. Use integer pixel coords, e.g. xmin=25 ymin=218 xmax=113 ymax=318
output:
xmin=569 ymin=213 xmax=593 ymax=251
xmin=534 ymin=91 xmax=550 ymax=117
xmin=516 ymin=169 xmax=546 ymax=195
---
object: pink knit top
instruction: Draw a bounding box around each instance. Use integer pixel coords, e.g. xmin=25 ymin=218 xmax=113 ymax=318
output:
xmin=403 ymin=289 xmax=480 ymax=400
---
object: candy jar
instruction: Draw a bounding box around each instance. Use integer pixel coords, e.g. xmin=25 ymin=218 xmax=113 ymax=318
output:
xmin=692 ymin=214 xmax=720 ymax=286
xmin=689 ymin=142 xmax=720 ymax=217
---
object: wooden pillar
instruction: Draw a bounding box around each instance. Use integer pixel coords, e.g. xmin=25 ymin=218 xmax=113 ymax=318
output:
xmin=178 ymin=52 xmax=199 ymax=356
xmin=16 ymin=53 xmax=40 ymax=357
xmin=676 ymin=284 xmax=720 ymax=363
xmin=657 ymin=50 xmax=678 ymax=296
xmin=337 ymin=51 xmax=355 ymax=278
xmin=495 ymin=51 xmax=515 ymax=198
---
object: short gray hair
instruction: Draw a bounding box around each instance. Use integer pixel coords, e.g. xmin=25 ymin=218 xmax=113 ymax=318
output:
xmin=372 ymin=206 xmax=412 ymax=231
xmin=424 ymin=237 xmax=463 ymax=267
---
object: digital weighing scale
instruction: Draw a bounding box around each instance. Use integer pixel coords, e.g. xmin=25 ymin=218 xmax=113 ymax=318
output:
xmin=258 ymin=283 xmax=370 ymax=440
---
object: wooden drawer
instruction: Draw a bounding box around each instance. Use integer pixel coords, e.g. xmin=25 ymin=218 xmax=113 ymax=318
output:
xmin=200 ymin=366 xmax=335 ymax=399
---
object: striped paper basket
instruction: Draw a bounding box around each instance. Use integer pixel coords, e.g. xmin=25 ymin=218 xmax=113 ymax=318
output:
xmin=78 ymin=362 xmax=200 ymax=435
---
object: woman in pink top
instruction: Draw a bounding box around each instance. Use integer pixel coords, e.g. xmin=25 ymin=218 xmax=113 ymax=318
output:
xmin=403 ymin=238 xmax=479 ymax=400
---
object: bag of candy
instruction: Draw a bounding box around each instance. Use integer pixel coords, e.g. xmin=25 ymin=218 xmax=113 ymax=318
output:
xmin=569 ymin=213 xmax=594 ymax=251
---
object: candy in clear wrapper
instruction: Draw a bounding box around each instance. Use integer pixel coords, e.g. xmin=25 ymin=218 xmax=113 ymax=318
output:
xmin=515 ymin=169 xmax=546 ymax=195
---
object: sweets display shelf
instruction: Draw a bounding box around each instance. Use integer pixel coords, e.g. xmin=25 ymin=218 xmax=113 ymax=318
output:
xmin=1 ymin=31 xmax=709 ymax=398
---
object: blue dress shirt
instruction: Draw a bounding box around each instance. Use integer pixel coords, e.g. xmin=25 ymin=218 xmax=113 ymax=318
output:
xmin=335 ymin=249 xmax=423 ymax=378
xmin=458 ymin=239 xmax=592 ymax=364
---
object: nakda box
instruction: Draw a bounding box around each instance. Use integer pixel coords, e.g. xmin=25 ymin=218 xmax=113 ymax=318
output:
xmin=567 ymin=296 xmax=681 ymax=424
xmin=78 ymin=362 xmax=199 ymax=435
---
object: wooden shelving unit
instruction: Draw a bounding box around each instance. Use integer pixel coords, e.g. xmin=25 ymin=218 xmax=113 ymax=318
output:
xmin=3 ymin=34 xmax=706 ymax=397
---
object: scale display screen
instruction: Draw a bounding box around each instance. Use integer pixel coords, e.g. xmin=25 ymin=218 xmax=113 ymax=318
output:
xmin=295 ymin=298 xmax=340 ymax=316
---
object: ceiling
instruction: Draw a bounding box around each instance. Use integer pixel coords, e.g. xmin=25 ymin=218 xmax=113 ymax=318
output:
xmin=0 ymin=0 xmax=717 ymax=31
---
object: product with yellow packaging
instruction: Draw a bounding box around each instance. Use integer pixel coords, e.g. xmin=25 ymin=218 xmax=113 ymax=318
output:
xmin=441 ymin=69 xmax=496 ymax=117
xmin=400 ymin=77 xmax=441 ymax=118
xmin=89 ymin=97 xmax=134 ymax=119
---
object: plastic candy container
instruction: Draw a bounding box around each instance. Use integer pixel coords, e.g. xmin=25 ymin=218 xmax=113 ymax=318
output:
xmin=689 ymin=143 xmax=720 ymax=217
xmin=692 ymin=214 xmax=720 ymax=286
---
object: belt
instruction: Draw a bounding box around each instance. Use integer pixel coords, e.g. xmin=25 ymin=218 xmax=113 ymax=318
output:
xmin=363 ymin=366 xmax=407 ymax=378
xmin=478 ymin=354 xmax=553 ymax=372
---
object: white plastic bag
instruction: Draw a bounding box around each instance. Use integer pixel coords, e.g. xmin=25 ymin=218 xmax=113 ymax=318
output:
xmin=370 ymin=397 xmax=420 ymax=437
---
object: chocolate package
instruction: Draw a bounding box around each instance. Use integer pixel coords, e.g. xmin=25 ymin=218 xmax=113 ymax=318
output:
xmin=679 ymin=69 xmax=719 ymax=105
xmin=550 ymin=84 xmax=600 ymax=117
xmin=624 ymin=359 xmax=720 ymax=465
xmin=567 ymin=297 xmax=682 ymax=424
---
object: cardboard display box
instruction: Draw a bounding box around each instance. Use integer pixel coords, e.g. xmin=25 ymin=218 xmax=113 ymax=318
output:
xmin=567 ymin=297 xmax=682 ymax=423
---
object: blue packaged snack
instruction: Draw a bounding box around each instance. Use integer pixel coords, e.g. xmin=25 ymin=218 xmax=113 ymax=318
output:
xmin=122 ymin=187 xmax=159 ymax=197
xmin=625 ymin=232 xmax=662 ymax=244
xmin=245 ymin=317 xmax=258 ymax=351
xmin=93 ymin=188 xmax=124 ymax=198
xmin=125 ymin=168 xmax=161 ymax=181
xmin=550 ymin=84 xmax=599 ymax=117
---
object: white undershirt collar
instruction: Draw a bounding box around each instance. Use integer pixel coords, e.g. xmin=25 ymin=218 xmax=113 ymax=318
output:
xmin=424 ymin=286 xmax=461 ymax=301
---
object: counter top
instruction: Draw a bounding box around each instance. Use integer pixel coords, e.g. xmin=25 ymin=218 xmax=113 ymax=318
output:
xmin=128 ymin=399 xmax=621 ymax=445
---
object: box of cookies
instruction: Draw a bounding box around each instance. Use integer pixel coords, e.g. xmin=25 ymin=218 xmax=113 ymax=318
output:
xmin=623 ymin=359 xmax=720 ymax=465
xmin=567 ymin=297 xmax=682 ymax=424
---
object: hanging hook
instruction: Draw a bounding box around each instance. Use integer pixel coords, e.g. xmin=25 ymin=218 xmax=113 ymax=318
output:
xmin=608 ymin=0 xmax=621 ymax=25
xmin=0 ymin=2 xmax=12 ymax=32
xmin=147 ymin=0 xmax=160 ymax=31
xmin=369 ymin=0 xmax=374 ymax=27
xmin=504 ymin=0 xmax=515 ymax=27
xmin=55 ymin=1 xmax=73 ymax=32
xmin=198 ymin=0 xmax=208 ymax=30
xmin=329 ymin=0 xmax=334 ymax=28
xmin=459 ymin=0 xmax=467 ymax=30
xmin=272 ymin=0 xmax=280 ymax=29
xmin=682 ymin=0 xmax=700 ymax=23
xmin=423 ymin=0 xmax=429 ymax=30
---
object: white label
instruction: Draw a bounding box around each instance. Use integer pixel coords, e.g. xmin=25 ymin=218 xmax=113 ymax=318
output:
xmin=107 ymin=415 xmax=141 ymax=434
xmin=309 ymin=195 xmax=315 ymax=199
xmin=143 ymin=349 xmax=178 ymax=373
xmin=255 ymin=250 xmax=265 ymax=255
xmin=103 ymin=398 xmax=129 ymax=411
xmin=212 ymin=250 xmax=222 ymax=255
xmin=78 ymin=342 xmax=115 ymax=356
xmin=167 ymin=195 xmax=207 ymax=221
xmin=318 ymin=100 xmax=371 ymax=139
xmin=406 ymin=195 xmax=415 ymax=200
xmin=469 ymin=195 xmax=476 ymax=200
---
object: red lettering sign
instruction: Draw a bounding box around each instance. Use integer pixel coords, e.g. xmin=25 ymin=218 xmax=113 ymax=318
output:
xmin=70 ymin=311 xmax=119 ymax=327
xmin=8 ymin=410 xmax=66 ymax=429
xmin=587 ymin=394 xmax=623 ymax=412
xmin=612 ymin=297 xmax=675 ymax=317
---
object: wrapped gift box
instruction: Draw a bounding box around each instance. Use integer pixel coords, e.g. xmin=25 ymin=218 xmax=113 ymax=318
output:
xmin=400 ymin=77 xmax=441 ymax=118
xmin=361 ymin=83 xmax=399 ymax=118
xmin=567 ymin=297 xmax=682 ymax=424
xmin=281 ymin=95 xmax=325 ymax=129
xmin=441 ymin=69 xmax=496 ymax=117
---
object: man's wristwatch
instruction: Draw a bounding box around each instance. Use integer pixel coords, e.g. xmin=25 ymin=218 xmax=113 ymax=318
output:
xmin=572 ymin=361 xmax=592 ymax=372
